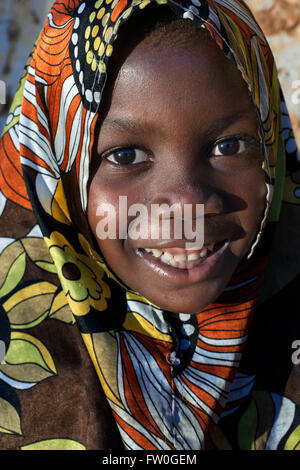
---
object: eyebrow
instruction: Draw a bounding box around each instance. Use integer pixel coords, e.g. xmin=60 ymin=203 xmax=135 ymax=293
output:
xmin=201 ymin=109 xmax=258 ymax=137
xmin=101 ymin=109 xmax=257 ymax=139
xmin=101 ymin=117 xmax=157 ymax=137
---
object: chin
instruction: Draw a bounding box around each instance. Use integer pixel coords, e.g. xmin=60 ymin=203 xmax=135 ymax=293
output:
xmin=140 ymin=284 xmax=227 ymax=314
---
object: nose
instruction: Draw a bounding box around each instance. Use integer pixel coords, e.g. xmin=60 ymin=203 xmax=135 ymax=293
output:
xmin=147 ymin=142 xmax=225 ymax=216
xmin=146 ymin=178 xmax=224 ymax=248
xmin=149 ymin=180 xmax=224 ymax=217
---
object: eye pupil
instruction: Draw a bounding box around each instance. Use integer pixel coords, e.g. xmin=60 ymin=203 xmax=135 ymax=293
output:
xmin=105 ymin=147 xmax=149 ymax=166
xmin=114 ymin=149 xmax=136 ymax=164
xmin=218 ymin=140 xmax=239 ymax=155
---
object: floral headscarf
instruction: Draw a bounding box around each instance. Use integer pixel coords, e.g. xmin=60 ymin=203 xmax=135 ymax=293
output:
xmin=0 ymin=0 xmax=299 ymax=451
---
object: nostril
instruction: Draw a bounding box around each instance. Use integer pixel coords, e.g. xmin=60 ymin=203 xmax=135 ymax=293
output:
xmin=204 ymin=192 xmax=224 ymax=216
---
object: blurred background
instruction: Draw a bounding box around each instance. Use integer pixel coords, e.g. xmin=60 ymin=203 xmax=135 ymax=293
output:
xmin=0 ymin=0 xmax=299 ymax=145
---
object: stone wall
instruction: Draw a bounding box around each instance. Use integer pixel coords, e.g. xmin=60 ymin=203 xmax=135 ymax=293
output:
xmin=0 ymin=0 xmax=299 ymax=146
xmin=246 ymin=0 xmax=300 ymax=147
xmin=0 ymin=1 xmax=52 ymax=132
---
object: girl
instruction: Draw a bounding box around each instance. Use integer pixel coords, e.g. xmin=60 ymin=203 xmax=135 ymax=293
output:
xmin=0 ymin=0 xmax=299 ymax=451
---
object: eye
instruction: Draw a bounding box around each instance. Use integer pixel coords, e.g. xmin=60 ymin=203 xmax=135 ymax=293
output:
xmin=104 ymin=147 xmax=149 ymax=166
xmin=211 ymin=138 xmax=247 ymax=157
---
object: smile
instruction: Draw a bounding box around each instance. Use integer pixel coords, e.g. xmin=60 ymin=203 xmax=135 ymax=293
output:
xmin=143 ymin=243 xmax=217 ymax=269
xmin=136 ymin=239 xmax=231 ymax=284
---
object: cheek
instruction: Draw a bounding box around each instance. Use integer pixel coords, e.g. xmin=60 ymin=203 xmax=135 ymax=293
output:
xmin=87 ymin=179 xmax=115 ymax=244
xmin=87 ymin=177 xmax=135 ymax=256
xmin=248 ymin=169 xmax=267 ymax=212
xmin=87 ymin=185 xmax=124 ymax=272
xmin=234 ymin=169 xmax=267 ymax=242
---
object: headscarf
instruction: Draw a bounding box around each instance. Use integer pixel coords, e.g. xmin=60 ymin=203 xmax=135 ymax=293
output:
xmin=0 ymin=0 xmax=299 ymax=451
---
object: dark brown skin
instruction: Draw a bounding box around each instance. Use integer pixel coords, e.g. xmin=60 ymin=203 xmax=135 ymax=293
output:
xmin=87 ymin=34 xmax=266 ymax=314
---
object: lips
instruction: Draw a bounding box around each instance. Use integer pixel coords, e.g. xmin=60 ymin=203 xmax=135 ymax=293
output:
xmin=143 ymin=244 xmax=212 ymax=269
xmin=137 ymin=239 xmax=229 ymax=271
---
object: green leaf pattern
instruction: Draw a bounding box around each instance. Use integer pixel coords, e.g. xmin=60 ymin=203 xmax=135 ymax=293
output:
xmin=0 ymin=397 xmax=22 ymax=436
xmin=0 ymin=236 xmax=72 ymax=442
xmin=0 ymin=242 xmax=25 ymax=297
xmin=237 ymin=398 xmax=257 ymax=450
xmin=212 ymin=391 xmax=299 ymax=450
xmin=284 ymin=424 xmax=300 ymax=450
xmin=21 ymin=438 xmax=86 ymax=450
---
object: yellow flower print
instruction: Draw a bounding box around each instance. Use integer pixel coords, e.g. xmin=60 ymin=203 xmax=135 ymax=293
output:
xmin=78 ymin=233 xmax=104 ymax=262
xmin=78 ymin=233 xmax=126 ymax=288
xmin=44 ymin=232 xmax=110 ymax=316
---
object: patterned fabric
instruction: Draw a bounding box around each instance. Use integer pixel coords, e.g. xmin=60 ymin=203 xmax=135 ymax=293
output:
xmin=0 ymin=0 xmax=299 ymax=450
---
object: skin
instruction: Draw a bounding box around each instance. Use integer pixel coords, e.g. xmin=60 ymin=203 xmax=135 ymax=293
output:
xmin=87 ymin=32 xmax=266 ymax=314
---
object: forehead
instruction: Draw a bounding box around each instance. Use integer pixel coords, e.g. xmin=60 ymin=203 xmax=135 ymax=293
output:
xmin=100 ymin=35 xmax=255 ymax=130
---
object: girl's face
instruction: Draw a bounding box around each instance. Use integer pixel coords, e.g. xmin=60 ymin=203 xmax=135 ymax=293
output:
xmin=87 ymin=33 xmax=266 ymax=314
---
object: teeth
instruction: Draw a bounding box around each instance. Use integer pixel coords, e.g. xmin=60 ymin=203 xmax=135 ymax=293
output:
xmin=161 ymin=253 xmax=172 ymax=263
xmin=174 ymin=254 xmax=187 ymax=263
xmin=152 ymin=249 xmax=163 ymax=257
xmin=144 ymin=246 xmax=211 ymax=267
xmin=187 ymin=252 xmax=200 ymax=261
xmin=168 ymin=258 xmax=178 ymax=267
xmin=161 ymin=251 xmax=173 ymax=262
xmin=143 ymin=241 xmax=227 ymax=267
